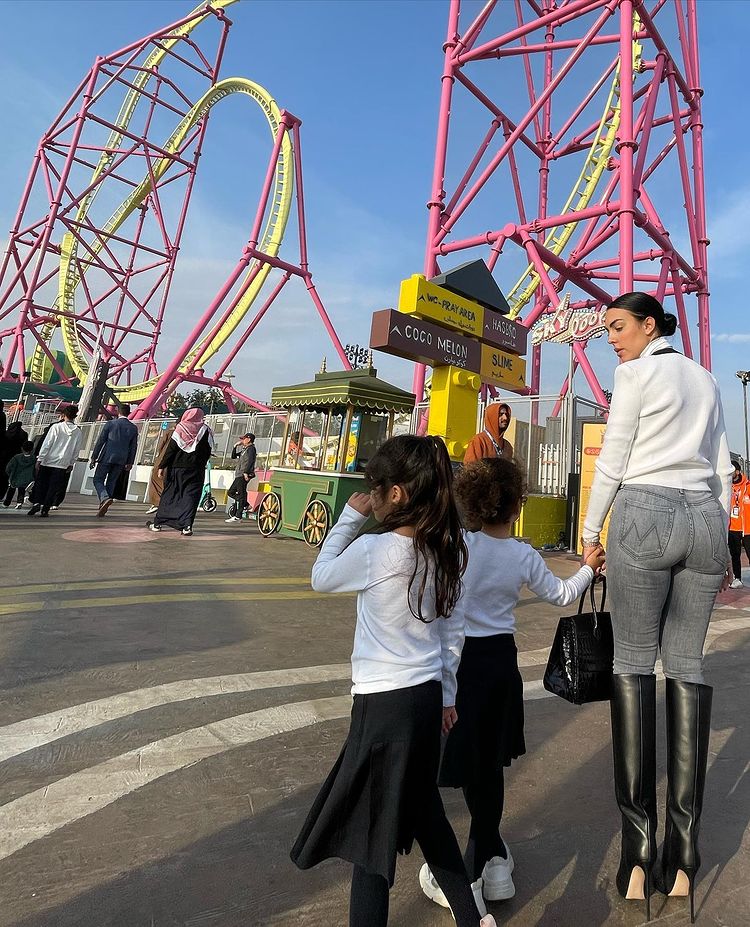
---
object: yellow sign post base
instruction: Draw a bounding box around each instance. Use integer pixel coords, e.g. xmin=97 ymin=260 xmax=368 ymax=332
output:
xmin=427 ymin=365 xmax=482 ymax=461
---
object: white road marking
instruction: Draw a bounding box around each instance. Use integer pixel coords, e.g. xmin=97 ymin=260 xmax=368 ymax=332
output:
xmin=0 ymin=695 xmax=352 ymax=863
xmin=0 ymin=664 xmax=351 ymax=763
xmin=0 ymin=616 xmax=746 ymax=863
xmin=2 ymin=616 xmax=746 ymax=766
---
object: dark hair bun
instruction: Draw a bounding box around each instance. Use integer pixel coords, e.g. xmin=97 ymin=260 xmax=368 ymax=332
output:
xmin=662 ymin=312 xmax=677 ymax=336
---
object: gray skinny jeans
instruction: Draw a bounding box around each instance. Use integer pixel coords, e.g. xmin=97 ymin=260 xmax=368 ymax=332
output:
xmin=607 ymin=485 xmax=728 ymax=684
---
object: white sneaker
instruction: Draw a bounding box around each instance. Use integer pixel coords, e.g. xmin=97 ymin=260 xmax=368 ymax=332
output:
xmin=146 ymin=505 xmax=158 ymax=515
xmin=225 ymin=516 xmax=241 ymax=523
xmin=15 ymin=503 xmax=22 ymax=509
xmin=418 ymin=863 xmax=487 ymax=918
xmin=729 ymin=578 xmax=743 ymax=589
xmin=482 ymin=848 xmax=515 ymax=900
xmin=480 ymin=918 xmax=498 ymax=927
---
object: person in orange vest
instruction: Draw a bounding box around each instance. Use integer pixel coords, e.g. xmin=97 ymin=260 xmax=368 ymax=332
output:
xmin=728 ymin=461 xmax=750 ymax=588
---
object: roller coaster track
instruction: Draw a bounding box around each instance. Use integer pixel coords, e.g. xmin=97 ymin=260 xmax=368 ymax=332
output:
xmin=30 ymin=0 xmax=293 ymax=402
xmin=506 ymin=18 xmax=643 ymax=320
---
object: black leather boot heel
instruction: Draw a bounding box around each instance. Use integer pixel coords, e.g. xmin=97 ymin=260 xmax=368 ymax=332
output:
xmin=661 ymin=679 xmax=713 ymax=924
xmin=610 ymin=674 xmax=658 ymax=922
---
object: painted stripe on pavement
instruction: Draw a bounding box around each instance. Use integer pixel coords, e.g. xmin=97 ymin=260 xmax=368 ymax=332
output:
xmin=0 ymin=577 xmax=311 ymax=598
xmin=0 ymin=589 xmax=351 ymax=618
xmin=0 ymin=696 xmax=352 ymax=862
xmin=0 ymin=664 xmax=351 ymax=764
xmin=1 ymin=616 xmax=746 ymax=764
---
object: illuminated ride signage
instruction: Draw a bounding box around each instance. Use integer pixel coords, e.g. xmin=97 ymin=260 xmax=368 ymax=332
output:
xmin=530 ymin=293 xmax=608 ymax=346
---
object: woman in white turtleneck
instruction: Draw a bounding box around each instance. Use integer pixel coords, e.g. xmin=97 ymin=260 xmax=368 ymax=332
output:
xmin=581 ymin=292 xmax=732 ymax=922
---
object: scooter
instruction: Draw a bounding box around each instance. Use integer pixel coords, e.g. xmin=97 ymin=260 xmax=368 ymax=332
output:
xmin=199 ymin=460 xmax=217 ymax=512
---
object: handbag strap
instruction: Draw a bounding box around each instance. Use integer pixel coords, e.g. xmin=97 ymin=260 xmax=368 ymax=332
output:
xmin=577 ymin=574 xmax=607 ymax=633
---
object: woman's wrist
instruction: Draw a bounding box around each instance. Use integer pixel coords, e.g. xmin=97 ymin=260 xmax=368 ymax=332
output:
xmin=582 ymin=535 xmax=600 ymax=547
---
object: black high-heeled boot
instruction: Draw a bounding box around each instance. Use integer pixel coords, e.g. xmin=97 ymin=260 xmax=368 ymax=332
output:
xmin=661 ymin=679 xmax=713 ymax=924
xmin=610 ymin=674 xmax=658 ymax=921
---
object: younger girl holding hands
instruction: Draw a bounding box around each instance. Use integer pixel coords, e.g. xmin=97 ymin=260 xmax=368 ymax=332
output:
xmin=420 ymin=457 xmax=604 ymax=912
xmin=291 ymin=435 xmax=496 ymax=927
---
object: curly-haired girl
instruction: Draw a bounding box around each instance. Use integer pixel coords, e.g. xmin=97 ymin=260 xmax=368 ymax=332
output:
xmin=420 ymin=456 xmax=604 ymax=913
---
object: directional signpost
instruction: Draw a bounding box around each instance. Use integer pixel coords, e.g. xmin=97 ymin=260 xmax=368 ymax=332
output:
xmin=370 ymin=266 xmax=528 ymax=460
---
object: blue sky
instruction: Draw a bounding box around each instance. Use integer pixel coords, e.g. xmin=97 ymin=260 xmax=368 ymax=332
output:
xmin=0 ymin=0 xmax=748 ymax=454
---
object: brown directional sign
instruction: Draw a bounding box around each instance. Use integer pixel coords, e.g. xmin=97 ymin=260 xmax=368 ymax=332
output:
xmin=370 ymin=309 xmax=481 ymax=371
xmin=482 ymin=309 xmax=527 ymax=356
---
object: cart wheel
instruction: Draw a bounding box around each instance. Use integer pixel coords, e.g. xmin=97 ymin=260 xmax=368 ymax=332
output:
xmin=202 ymin=495 xmax=217 ymax=513
xmin=258 ymin=491 xmax=282 ymax=536
xmin=302 ymin=499 xmax=331 ymax=548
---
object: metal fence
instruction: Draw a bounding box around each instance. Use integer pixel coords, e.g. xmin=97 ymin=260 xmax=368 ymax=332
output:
xmin=17 ymin=393 xmax=606 ymax=499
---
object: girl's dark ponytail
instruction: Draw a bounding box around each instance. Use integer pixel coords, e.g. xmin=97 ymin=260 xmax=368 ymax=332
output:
xmin=365 ymin=435 xmax=467 ymax=621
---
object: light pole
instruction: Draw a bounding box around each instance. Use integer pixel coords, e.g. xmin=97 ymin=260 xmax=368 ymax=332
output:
xmin=737 ymin=370 xmax=750 ymax=474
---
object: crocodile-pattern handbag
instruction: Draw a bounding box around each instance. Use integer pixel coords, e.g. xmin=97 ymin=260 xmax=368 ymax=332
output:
xmin=543 ymin=575 xmax=613 ymax=705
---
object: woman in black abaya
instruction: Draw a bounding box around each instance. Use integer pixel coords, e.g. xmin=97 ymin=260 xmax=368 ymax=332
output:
xmin=146 ymin=408 xmax=213 ymax=536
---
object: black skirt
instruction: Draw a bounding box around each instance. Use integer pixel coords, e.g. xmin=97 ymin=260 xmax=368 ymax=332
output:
xmin=155 ymin=467 xmax=203 ymax=530
xmin=439 ymin=634 xmax=525 ymax=788
xmin=291 ymin=680 xmax=442 ymax=886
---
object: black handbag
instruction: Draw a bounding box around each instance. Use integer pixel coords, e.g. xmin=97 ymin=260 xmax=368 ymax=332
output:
xmin=543 ymin=575 xmax=613 ymax=705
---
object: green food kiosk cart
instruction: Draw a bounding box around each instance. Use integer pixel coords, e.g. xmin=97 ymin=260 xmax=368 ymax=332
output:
xmin=257 ymin=364 xmax=415 ymax=546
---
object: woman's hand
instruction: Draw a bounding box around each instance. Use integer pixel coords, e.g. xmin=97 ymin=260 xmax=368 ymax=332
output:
xmin=584 ymin=543 xmax=606 ymax=573
xmin=157 ymin=468 xmax=164 ymax=479
xmin=347 ymin=492 xmax=372 ymax=517
xmin=442 ymin=706 xmax=458 ymax=734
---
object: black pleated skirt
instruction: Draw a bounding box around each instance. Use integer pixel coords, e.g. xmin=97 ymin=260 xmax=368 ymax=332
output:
xmin=439 ymin=634 xmax=526 ymax=788
xmin=291 ymin=680 xmax=442 ymax=886
xmin=155 ymin=467 xmax=203 ymax=530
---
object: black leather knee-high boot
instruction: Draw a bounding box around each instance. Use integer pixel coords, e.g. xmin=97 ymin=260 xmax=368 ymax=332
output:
xmin=610 ymin=674 xmax=658 ymax=921
xmin=661 ymin=679 xmax=713 ymax=924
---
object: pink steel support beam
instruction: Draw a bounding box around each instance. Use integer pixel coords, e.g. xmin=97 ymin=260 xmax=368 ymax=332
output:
xmin=618 ymin=0 xmax=636 ymax=292
xmin=416 ymin=0 xmax=711 ymax=414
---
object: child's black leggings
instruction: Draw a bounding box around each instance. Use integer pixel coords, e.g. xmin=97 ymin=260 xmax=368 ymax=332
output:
xmin=462 ymin=769 xmax=507 ymax=882
xmin=349 ymin=787 xmax=481 ymax=927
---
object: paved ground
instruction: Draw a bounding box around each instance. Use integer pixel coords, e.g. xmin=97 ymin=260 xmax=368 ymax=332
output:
xmin=0 ymin=495 xmax=748 ymax=927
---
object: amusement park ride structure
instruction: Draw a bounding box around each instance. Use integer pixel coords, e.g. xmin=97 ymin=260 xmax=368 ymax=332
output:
xmin=415 ymin=0 xmax=711 ymax=408
xmin=0 ymin=0 xmax=350 ymax=418
xmin=0 ymin=0 xmax=710 ymax=422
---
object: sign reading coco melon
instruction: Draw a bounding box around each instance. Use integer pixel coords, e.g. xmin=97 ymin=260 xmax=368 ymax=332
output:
xmin=369 ymin=309 xmax=481 ymax=371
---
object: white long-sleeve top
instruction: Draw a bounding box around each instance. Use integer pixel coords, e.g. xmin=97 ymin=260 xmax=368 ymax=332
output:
xmin=583 ymin=337 xmax=733 ymax=543
xmin=38 ymin=420 xmax=83 ymax=469
xmin=453 ymin=532 xmax=594 ymax=637
xmin=311 ymin=505 xmax=464 ymax=706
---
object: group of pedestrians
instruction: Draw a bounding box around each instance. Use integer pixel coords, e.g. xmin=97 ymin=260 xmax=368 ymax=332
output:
xmin=1 ymin=398 xmax=257 ymax=533
xmin=291 ymin=292 xmax=733 ymax=927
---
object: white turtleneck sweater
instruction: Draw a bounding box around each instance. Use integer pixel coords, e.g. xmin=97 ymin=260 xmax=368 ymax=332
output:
xmin=583 ymin=337 xmax=733 ymax=543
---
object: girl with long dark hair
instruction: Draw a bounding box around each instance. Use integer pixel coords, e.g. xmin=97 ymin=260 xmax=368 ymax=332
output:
xmin=291 ymin=435 xmax=496 ymax=927
xmin=582 ymin=292 xmax=733 ymax=921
